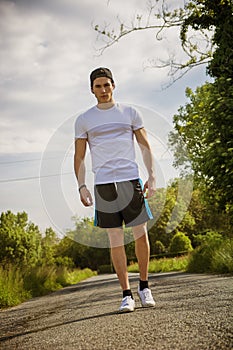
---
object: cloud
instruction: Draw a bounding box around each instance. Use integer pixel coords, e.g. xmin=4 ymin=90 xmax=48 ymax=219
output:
xmin=0 ymin=0 xmax=208 ymax=152
xmin=0 ymin=0 xmax=95 ymax=152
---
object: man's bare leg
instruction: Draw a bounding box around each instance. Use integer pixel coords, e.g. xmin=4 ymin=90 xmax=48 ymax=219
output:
xmin=107 ymin=227 xmax=130 ymax=291
xmin=132 ymin=223 xmax=155 ymax=307
xmin=132 ymin=223 xmax=150 ymax=281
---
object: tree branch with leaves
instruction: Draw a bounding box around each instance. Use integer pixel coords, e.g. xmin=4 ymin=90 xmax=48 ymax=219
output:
xmin=94 ymin=0 xmax=213 ymax=84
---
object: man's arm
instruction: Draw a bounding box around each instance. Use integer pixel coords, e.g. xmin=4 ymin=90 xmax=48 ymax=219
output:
xmin=74 ymin=138 xmax=93 ymax=206
xmin=134 ymin=128 xmax=156 ymax=198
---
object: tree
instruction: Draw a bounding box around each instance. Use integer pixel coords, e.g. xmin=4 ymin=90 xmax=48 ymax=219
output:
xmin=148 ymin=181 xmax=231 ymax=252
xmin=169 ymin=81 xmax=233 ymax=218
xmin=148 ymin=183 xmax=196 ymax=250
xmin=95 ymin=1 xmax=232 ymax=81
xmin=0 ymin=211 xmax=42 ymax=266
xmin=185 ymin=188 xmax=231 ymax=242
xmin=95 ymin=0 xmax=217 ymax=83
xmin=165 ymin=0 xmax=233 ymax=220
xmin=41 ymin=228 xmax=59 ymax=265
xmin=181 ymin=0 xmax=233 ymax=79
xmin=58 ymin=218 xmax=110 ymax=270
xmin=169 ymin=231 xmax=193 ymax=254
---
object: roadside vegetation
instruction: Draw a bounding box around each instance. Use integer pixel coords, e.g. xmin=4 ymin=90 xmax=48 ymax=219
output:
xmin=0 ymin=264 xmax=95 ymax=308
xmin=0 ymin=211 xmax=97 ymax=309
xmin=128 ymin=255 xmax=190 ymax=274
xmin=128 ymin=236 xmax=233 ymax=275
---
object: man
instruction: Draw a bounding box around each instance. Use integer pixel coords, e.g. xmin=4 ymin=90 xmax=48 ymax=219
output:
xmin=74 ymin=67 xmax=156 ymax=312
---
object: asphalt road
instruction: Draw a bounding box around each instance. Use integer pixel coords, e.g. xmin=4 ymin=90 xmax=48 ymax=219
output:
xmin=0 ymin=272 xmax=232 ymax=350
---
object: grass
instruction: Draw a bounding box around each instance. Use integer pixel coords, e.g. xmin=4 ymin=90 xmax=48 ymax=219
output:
xmin=128 ymin=255 xmax=190 ymax=273
xmin=211 ymin=239 xmax=233 ymax=273
xmin=66 ymin=267 xmax=97 ymax=284
xmin=187 ymin=238 xmax=233 ymax=274
xmin=0 ymin=265 xmax=31 ymax=308
xmin=0 ymin=265 xmax=97 ymax=309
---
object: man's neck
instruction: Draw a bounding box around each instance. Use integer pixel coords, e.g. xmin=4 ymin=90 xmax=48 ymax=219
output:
xmin=97 ymin=101 xmax=115 ymax=110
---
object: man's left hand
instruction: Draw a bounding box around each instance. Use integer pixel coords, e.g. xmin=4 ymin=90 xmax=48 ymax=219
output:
xmin=143 ymin=178 xmax=156 ymax=198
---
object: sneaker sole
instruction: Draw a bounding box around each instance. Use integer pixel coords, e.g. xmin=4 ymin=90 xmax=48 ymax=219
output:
xmin=118 ymin=307 xmax=135 ymax=313
xmin=140 ymin=303 xmax=155 ymax=308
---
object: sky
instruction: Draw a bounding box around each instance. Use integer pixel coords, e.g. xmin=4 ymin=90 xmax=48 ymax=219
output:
xmin=0 ymin=0 xmax=211 ymax=235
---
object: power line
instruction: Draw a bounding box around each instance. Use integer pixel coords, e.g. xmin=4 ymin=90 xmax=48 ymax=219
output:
xmin=0 ymin=172 xmax=73 ymax=184
xmin=0 ymin=155 xmax=73 ymax=165
xmin=0 ymin=158 xmax=42 ymax=165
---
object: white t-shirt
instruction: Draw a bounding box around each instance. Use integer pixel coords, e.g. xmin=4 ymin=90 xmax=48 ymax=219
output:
xmin=74 ymin=103 xmax=144 ymax=184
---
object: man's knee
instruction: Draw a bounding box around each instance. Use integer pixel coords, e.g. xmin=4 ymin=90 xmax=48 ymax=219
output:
xmin=107 ymin=227 xmax=124 ymax=247
xmin=132 ymin=223 xmax=148 ymax=240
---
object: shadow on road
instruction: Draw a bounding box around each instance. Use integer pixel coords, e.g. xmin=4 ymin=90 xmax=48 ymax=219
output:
xmin=0 ymin=305 xmax=149 ymax=343
xmin=49 ymin=271 xmax=186 ymax=297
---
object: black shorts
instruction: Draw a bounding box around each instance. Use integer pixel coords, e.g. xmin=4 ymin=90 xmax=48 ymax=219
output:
xmin=94 ymin=179 xmax=153 ymax=228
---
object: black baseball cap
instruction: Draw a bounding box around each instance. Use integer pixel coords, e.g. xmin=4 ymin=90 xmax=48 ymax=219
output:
xmin=90 ymin=67 xmax=114 ymax=88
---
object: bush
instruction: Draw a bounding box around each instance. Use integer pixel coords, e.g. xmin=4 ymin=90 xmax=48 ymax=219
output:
xmin=0 ymin=265 xmax=31 ymax=308
xmin=23 ymin=266 xmax=62 ymax=297
xmin=154 ymin=241 xmax=166 ymax=254
xmin=55 ymin=266 xmax=71 ymax=286
xmin=211 ymin=238 xmax=233 ymax=273
xmin=187 ymin=231 xmax=233 ymax=273
xmin=169 ymin=232 xmax=193 ymax=254
xmin=0 ymin=265 xmax=97 ymax=308
xmin=54 ymin=256 xmax=75 ymax=268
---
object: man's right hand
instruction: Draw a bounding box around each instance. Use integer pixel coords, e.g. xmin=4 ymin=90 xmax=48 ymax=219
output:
xmin=79 ymin=187 xmax=93 ymax=206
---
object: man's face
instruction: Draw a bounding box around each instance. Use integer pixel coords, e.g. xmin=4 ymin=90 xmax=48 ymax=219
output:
xmin=92 ymin=77 xmax=115 ymax=104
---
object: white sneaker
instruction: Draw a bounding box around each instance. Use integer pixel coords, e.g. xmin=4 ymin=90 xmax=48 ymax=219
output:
xmin=138 ymin=287 xmax=155 ymax=307
xmin=119 ymin=296 xmax=135 ymax=312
